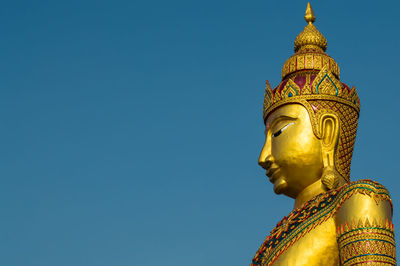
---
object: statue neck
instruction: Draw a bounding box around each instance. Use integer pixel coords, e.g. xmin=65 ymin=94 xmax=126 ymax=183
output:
xmin=293 ymin=179 xmax=325 ymax=210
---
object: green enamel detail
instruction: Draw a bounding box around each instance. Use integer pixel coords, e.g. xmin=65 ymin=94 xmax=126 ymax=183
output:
xmin=316 ymin=73 xmax=339 ymax=96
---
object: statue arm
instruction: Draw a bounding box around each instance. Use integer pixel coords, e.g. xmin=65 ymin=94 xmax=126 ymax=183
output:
xmin=335 ymin=182 xmax=396 ymax=265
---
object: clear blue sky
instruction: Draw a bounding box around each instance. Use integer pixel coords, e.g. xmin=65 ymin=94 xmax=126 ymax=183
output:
xmin=1 ymin=1 xmax=399 ymax=265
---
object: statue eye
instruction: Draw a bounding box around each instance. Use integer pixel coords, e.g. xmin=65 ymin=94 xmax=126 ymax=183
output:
xmin=272 ymin=122 xmax=294 ymax=137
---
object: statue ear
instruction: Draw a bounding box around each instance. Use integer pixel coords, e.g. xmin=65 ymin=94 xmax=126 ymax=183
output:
xmin=319 ymin=113 xmax=340 ymax=151
xmin=319 ymin=113 xmax=341 ymax=190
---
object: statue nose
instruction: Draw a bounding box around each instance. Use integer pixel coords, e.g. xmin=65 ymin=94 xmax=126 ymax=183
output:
xmin=259 ymin=155 xmax=274 ymax=170
xmin=258 ymin=135 xmax=272 ymax=169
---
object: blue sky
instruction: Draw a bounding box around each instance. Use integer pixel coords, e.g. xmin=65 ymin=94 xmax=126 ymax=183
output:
xmin=1 ymin=0 xmax=399 ymax=265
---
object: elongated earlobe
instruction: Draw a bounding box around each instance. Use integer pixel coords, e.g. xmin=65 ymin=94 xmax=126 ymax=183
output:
xmin=318 ymin=113 xmax=340 ymax=190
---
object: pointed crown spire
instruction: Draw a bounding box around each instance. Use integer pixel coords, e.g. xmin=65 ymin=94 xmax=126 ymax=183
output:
xmin=304 ymin=2 xmax=316 ymax=23
xmin=294 ymin=2 xmax=327 ymax=52
xmin=281 ymin=2 xmax=337 ymax=80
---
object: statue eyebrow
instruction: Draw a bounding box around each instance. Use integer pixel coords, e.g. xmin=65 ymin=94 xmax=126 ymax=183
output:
xmin=270 ymin=115 xmax=296 ymax=129
xmin=265 ymin=115 xmax=296 ymax=136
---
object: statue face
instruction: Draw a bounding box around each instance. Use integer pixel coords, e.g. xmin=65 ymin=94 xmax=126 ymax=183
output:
xmin=259 ymin=104 xmax=323 ymax=198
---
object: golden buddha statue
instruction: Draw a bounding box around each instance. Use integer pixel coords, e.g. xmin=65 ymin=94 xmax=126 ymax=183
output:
xmin=251 ymin=3 xmax=396 ymax=266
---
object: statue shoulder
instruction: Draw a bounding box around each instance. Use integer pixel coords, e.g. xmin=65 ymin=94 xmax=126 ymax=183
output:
xmin=334 ymin=179 xmax=393 ymax=225
xmin=334 ymin=180 xmax=396 ymax=265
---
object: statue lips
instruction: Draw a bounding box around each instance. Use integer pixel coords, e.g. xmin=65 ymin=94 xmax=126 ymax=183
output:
xmin=266 ymin=163 xmax=280 ymax=183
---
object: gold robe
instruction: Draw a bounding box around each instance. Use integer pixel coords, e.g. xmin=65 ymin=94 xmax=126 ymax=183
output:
xmin=251 ymin=180 xmax=396 ymax=265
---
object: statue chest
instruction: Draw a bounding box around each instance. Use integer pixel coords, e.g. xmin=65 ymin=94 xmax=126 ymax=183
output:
xmin=272 ymin=218 xmax=339 ymax=266
xmin=252 ymin=189 xmax=342 ymax=266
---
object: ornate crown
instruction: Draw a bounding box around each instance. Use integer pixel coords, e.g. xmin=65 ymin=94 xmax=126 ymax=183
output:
xmin=263 ymin=3 xmax=360 ymax=122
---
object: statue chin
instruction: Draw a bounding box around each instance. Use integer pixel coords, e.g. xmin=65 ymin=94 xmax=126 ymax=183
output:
xmin=273 ymin=177 xmax=288 ymax=194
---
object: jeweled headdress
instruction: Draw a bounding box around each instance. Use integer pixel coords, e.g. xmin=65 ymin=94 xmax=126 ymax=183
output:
xmin=263 ymin=3 xmax=360 ymax=182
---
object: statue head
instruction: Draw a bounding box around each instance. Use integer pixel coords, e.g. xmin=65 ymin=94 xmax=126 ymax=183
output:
xmin=258 ymin=3 xmax=360 ymax=198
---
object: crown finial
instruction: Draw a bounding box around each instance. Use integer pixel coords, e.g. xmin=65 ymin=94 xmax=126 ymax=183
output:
xmin=294 ymin=3 xmax=327 ymax=52
xmin=305 ymin=3 xmax=316 ymax=24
